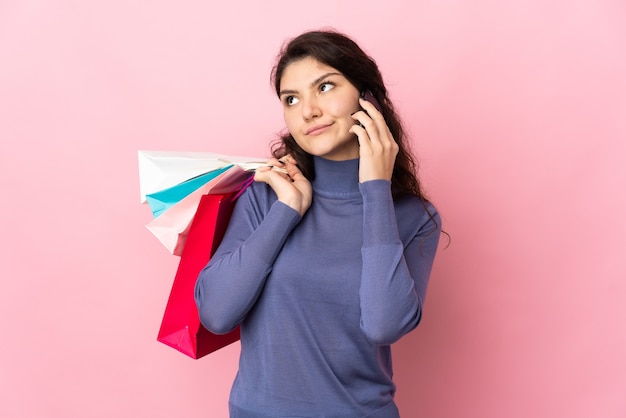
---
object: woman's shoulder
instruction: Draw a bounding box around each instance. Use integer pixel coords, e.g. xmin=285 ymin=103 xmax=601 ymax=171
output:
xmin=238 ymin=181 xmax=278 ymax=211
xmin=396 ymin=194 xmax=438 ymax=214
xmin=395 ymin=195 xmax=441 ymax=234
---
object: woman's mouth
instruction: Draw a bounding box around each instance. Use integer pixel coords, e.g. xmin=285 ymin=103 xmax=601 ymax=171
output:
xmin=305 ymin=123 xmax=332 ymax=136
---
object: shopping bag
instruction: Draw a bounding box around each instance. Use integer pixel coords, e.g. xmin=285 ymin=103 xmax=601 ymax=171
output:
xmin=145 ymin=164 xmax=253 ymax=256
xmin=145 ymin=165 xmax=232 ymax=218
xmin=157 ymin=192 xmax=241 ymax=359
xmin=138 ymin=150 xmax=266 ymax=203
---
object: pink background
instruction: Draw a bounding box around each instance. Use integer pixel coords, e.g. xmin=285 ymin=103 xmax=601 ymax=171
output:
xmin=1 ymin=1 xmax=625 ymax=417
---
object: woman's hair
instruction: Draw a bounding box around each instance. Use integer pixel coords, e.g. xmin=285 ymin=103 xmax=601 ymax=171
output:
xmin=270 ymin=29 xmax=427 ymax=202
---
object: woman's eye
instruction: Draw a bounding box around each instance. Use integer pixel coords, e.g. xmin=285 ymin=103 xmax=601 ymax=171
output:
xmin=285 ymin=96 xmax=299 ymax=106
xmin=320 ymin=82 xmax=334 ymax=93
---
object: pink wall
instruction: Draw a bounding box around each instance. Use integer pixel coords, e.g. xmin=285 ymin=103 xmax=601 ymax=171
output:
xmin=1 ymin=1 xmax=624 ymax=417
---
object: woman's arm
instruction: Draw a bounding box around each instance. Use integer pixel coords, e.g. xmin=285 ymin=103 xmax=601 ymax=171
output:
xmin=194 ymin=185 xmax=301 ymax=334
xmin=358 ymin=180 xmax=441 ymax=345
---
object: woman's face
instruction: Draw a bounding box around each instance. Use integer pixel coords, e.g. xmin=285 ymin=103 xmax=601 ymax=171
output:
xmin=279 ymin=57 xmax=361 ymax=161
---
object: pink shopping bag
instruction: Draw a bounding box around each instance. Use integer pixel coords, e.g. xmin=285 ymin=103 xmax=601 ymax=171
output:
xmin=146 ymin=165 xmax=253 ymax=256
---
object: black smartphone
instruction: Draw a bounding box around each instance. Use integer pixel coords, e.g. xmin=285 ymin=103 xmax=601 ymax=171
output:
xmin=356 ymin=90 xmax=383 ymax=130
xmin=360 ymin=90 xmax=383 ymax=114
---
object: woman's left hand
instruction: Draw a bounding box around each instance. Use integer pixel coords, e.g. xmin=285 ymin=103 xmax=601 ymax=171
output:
xmin=349 ymin=98 xmax=399 ymax=183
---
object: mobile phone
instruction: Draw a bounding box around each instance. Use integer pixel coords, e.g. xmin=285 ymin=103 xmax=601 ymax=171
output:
xmin=356 ymin=90 xmax=383 ymax=130
xmin=360 ymin=90 xmax=383 ymax=114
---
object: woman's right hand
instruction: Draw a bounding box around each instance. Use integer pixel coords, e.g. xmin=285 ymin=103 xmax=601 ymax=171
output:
xmin=254 ymin=155 xmax=312 ymax=216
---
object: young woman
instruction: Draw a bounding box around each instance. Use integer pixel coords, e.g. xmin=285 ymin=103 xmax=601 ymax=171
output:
xmin=195 ymin=29 xmax=442 ymax=417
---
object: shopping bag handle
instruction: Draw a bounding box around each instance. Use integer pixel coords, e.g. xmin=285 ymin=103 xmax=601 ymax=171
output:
xmin=232 ymin=174 xmax=255 ymax=200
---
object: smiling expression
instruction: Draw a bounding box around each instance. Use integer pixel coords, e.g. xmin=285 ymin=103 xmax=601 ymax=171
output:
xmin=279 ymin=57 xmax=361 ymax=161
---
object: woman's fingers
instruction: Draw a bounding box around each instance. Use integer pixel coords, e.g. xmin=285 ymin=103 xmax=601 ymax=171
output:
xmin=254 ymin=155 xmax=312 ymax=216
xmin=350 ymin=100 xmax=398 ymax=182
xmin=352 ymin=99 xmax=396 ymax=147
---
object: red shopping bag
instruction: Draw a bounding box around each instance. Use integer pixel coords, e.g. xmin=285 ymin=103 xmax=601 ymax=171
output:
xmin=157 ymin=192 xmax=241 ymax=359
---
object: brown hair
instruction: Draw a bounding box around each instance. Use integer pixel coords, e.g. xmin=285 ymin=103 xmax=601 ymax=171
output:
xmin=270 ymin=29 xmax=428 ymax=201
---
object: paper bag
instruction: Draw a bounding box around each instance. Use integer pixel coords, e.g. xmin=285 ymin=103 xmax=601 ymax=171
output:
xmin=146 ymin=165 xmax=232 ymax=218
xmin=145 ymin=165 xmax=253 ymax=256
xmin=157 ymin=192 xmax=241 ymax=359
xmin=138 ymin=150 xmax=266 ymax=203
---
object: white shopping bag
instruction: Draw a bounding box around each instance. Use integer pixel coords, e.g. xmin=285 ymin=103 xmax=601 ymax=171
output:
xmin=138 ymin=150 xmax=267 ymax=203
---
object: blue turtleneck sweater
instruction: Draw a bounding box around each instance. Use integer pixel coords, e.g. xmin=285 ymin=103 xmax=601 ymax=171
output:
xmin=195 ymin=157 xmax=441 ymax=417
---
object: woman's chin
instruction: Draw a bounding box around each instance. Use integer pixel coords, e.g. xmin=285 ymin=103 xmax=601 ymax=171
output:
xmin=300 ymin=141 xmax=360 ymax=161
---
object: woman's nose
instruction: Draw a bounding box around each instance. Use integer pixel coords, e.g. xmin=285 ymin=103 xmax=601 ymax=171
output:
xmin=301 ymin=95 xmax=321 ymax=120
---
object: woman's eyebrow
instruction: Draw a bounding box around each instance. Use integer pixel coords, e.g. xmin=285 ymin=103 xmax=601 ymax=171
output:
xmin=279 ymin=72 xmax=342 ymax=97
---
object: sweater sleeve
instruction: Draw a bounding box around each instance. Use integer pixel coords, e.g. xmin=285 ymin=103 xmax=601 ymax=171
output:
xmin=358 ymin=180 xmax=441 ymax=345
xmin=194 ymin=185 xmax=302 ymax=334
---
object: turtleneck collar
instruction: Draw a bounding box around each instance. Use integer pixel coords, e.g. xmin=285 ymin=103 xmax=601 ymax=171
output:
xmin=311 ymin=156 xmax=361 ymax=198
